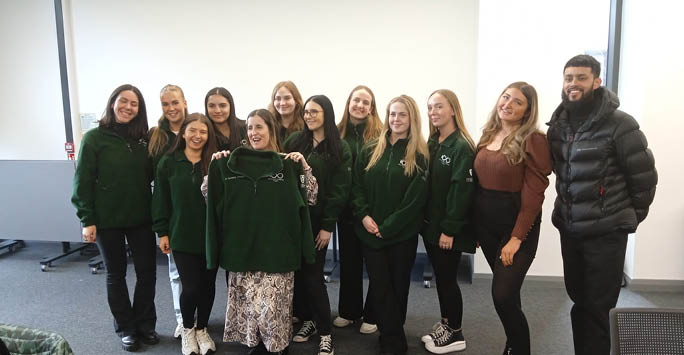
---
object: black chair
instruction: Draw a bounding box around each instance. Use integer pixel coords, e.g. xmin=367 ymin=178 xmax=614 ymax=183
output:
xmin=609 ymin=307 xmax=684 ymax=355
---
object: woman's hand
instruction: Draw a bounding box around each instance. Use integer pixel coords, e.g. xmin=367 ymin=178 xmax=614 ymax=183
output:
xmin=82 ymin=225 xmax=97 ymax=243
xmin=362 ymin=216 xmax=381 ymax=238
xmin=438 ymin=233 xmax=454 ymax=250
xmin=315 ymin=230 xmax=332 ymax=251
xmin=284 ymin=152 xmax=310 ymax=170
xmin=159 ymin=236 xmax=171 ymax=254
xmin=500 ymin=236 xmax=522 ymax=267
xmin=211 ymin=150 xmax=230 ymax=161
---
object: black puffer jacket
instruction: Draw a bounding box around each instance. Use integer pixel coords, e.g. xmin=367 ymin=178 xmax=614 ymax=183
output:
xmin=547 ymin=88 xmax=657 ymax=238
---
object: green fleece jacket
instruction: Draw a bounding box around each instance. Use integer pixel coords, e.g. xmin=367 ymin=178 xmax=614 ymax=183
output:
xmin=205 ymin=147 xmax=315 ymax=272
xmin=284 ymin=132 xmax=353 ymax=233
xmin=339 ymin=120 xmax=368 ymax=224
xmin=149 ymin=120 xmax=178 ymax=171
xmin=351 ymin=135 xmax=428 ymax=249
xmin=72 ymin=127 xmax=153 ymax=229
xmin=151 ymin=151 xmax=206 ymax=254
xmin=421 ymin=132 xmax=477 ymax=253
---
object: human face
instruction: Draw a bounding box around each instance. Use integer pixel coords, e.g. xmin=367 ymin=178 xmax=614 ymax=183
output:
xmin=161 ymin=91 xmax=186 ymax=126
xmin=247 ymin=115 xmax=272 ymax=151
xmin=111 ymin=90 xmax=139 ymax=124
xmin=427 ymin=93 xmax=455 ymax=130
xmin=563 ymin=66 xmax=601 ymax=102
xmin=497 ymin=88 xmax=528 ymax=124
xmin=273 ymin=87 xmax=296 ymax=117
xmin=349 ymin=89 xmax=373 ymax=120
xmin=206 ymin=95 xmax=230 ymax=125
xmin=388 ymin=101 xmax=410 ymax=138
xmin=183 ymin=120 xmax=208 ymax=152
xmin=303 ymin=101 xmax=325 ymax=133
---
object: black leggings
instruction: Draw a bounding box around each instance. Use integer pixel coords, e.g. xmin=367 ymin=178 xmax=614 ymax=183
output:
xmin=424 ymin=241 xmax=463 ymax=329
xmin=173 ymin=250 xmax=218 ymax=329
xmin=293 ymin=245 xmax=332 ymax=335
xmin=474 ymin=188 xmax=540 ymax=355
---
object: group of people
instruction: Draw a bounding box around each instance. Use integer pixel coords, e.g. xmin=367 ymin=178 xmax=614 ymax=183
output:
xmin=71 ymin=54 xmax=657 ymax=355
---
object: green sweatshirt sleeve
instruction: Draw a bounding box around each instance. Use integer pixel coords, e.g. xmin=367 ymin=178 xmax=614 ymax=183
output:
xmin=350 ymin=145 xmax=372 ymax=219
xmin=151 ymin=156 xmax=171 ymax=237
xmin=71 ymin=133 xmax=97 ymax=227
xmin=320 ymin=141 xmax=353 ymax=232
xmin=440 ymin=144 xmax=475 ymax=237
xmin=378 ymin=158 xmax=429 ymax=238
xmin=205 ymin=160 xmax=225 ymax=270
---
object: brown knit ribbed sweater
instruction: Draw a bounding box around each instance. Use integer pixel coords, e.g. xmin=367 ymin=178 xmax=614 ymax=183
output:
xmin=474 ymin=132 xmax=552 ymax=240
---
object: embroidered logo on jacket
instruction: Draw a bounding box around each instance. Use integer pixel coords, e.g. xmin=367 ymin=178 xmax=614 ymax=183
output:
xmin=269 ymin=172 xmax=285 ymax=183
xmin=440 ymin=154 xmax=451 ymax=166
xmin=398 ymin=159 xmax=406 ymax=168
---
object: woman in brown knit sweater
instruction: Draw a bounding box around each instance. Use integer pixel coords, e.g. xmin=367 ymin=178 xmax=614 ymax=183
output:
xmin=473 ymin=82 xmax=552 ymax=355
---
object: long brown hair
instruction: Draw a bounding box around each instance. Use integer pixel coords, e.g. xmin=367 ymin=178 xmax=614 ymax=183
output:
xmin=149 ymin=84 xmax=188 ymax=157
xmin=428 ymin=89 xmax=476 ymax=151
xmin=168 ymin=113 xmax=217 ymax=175
xmin=338 ymin=85 xmax=383 ymax=143
xmin=247 ymin=109 xmax=281 ymax=152
xmin=99 ymin=84 xmax=148 ymax=140
xmin=267 ymin=81 xmax=305 ymax=136
xmin=477 ymin=81 xmax=542 ymax=165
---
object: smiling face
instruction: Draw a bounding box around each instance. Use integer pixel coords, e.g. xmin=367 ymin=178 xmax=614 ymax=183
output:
xmin=427 ymin=93 xmax=455 ymax=131
xmin=111 ymin=90 xmax=139 ymax=124
xmin=304 ymin=100 xmax=325 ymax=133
xmin=348 ymin=89 xmax=373 ymax=120
xmin=273 ymin=87 xmax=296 ymax=117
xmin=563 ymin=66 xmax=601 ymax=102
xmin=161 ymin=90 xmax=186 ymax=126
xmin=183 ymin=120 xmax=209 ymax=151
xmin=206 ymin=94 xmax=230 ymax=125
xmin=247 ymin=115 xmax=272 ymax=151
xmin=497 ymin=87 xmax=529 ymax=124
xmin=388 ymin=101 xmax=410 ymax=138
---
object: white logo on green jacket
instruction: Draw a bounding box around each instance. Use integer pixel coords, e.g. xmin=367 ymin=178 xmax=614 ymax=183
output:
xmin=440 ymin=154 xmax=451 ymax=166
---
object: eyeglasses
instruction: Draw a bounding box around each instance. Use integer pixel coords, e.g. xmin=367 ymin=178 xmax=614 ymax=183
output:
xmin=303 ymin=109 xmax=322 ymax=118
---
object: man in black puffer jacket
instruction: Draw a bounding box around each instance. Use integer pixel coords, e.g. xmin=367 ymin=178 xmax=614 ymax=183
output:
xmin=547 ymin=55 xmax=657 ymax=355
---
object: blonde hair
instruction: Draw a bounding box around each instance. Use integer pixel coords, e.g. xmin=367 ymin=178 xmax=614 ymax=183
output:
xmin=428 ymin=89 xmax=476 ymax=152
xmin=267 ymin=81 xmax=305 ymax=136
xmin=338 ymin=85 xmax=383 ymax=144
xmin=366 ymin=95 xmax=429 ymax=176
xmin=148 ymin=84 xmax=188 ymax=157
xmin=477 ymin=81 xmax=542 ymax=165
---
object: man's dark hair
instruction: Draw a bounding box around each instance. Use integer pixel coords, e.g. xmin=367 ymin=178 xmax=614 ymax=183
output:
xmin=564 ymin=54 xmax=601 ymax=78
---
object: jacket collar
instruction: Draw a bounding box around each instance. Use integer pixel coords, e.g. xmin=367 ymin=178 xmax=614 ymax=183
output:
xmin=225 ymin=146 xmax=283 ymax=176
xmin=428 ymin=130 xmax=458 ymax=148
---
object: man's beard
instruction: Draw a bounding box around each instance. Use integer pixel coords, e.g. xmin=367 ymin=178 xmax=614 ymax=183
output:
xmin=562 ymin=88 xmax=595 ymax=113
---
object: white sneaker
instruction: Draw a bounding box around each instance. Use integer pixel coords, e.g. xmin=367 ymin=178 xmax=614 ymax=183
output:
xmin=195 ymin=328 xmax=216 ymax=355
xmin=421 ymin=322 xmax=447 ymax=344
xmin=174 ymin=323 xmax=184 ymax=340
xmin=332 ymin=316 xmax=353 ymax=328
xmin=293 ymin=320 xmax=317 ymax=342
xmin=318 ymin=334 xmax=334 ymax=355
xmin=359 ymin=322 xmax=377 ymax=334
xmin=181 ymin=327 xmax=200 ymax=355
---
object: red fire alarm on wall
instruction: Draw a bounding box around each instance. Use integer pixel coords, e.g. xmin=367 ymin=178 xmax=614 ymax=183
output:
xmin=65 ymin=142 xmax=75 ymax=160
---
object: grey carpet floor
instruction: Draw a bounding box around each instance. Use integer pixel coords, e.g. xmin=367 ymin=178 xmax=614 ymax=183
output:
xmin=1 ymin=241 xmax=682 ymax=355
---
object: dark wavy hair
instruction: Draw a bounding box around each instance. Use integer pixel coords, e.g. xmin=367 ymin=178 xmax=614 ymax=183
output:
xmin=168 ymin=113 xmax=217 ymax=175
xmin=204 ymin=87 xmax=246 ymax=150
xmin=286 ymin=95 xmax=342 ymax=167
xmin=99 ymin=84 xmax=149 ymax=140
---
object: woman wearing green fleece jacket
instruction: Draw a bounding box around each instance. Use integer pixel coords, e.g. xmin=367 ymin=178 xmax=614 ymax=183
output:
xmin=284 ymin=95 xmax=352 ymax=355
xmin=420 ymin=90 xmax=477 ymax=354
xmin=205 ymin=109 xmax=317 ymax=355
xmin=71 ymin=84 xmax=157 ymax=352
xmin=351 ymin=95 xmax=429 ymax=355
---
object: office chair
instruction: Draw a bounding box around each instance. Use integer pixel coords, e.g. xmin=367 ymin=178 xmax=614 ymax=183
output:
xmin=609 ymin=307 xmax=684 ymax=355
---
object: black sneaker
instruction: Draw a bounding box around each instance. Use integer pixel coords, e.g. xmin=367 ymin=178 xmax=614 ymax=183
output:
xmin=424 ymin=326 xmax=466 ymax=354
xmin=292 ymin=321 xmax=317 ymax=342
xmin=318 ymin=334 xmax=334 ymax=355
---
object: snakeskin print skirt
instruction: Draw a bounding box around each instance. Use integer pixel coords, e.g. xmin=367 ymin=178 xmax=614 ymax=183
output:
xmin=224 ymin=271 xmax=294 ymax=352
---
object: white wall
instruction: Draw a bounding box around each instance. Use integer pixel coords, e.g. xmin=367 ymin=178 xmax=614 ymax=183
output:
xmin=0 ymin=0 xmax=65 ymax=160
xmin=66 ymin=0 xmax=478 ymax=149
xmin=619 ymin=0 xmax=684 ymax=281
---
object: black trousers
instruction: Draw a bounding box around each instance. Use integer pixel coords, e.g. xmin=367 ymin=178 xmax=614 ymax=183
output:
xmin=474 ymin=188 xmax=539 ymax=355
xmin=363 ymin=236 xmax=418 ymax=354
xmin=173 ymin=250 xmax=219 ymax=329
xmin=96 ymin=225 xmax=157 ymax=336
xmin=337 ymin=219 xmax=375 ymax=323
xmin=424 ymin=240 xmax=463 ymax=329
xmin=561 ymin=232 xmax=627 ymax=355
xmin=293 ymin=246 xmax=332 ymax=335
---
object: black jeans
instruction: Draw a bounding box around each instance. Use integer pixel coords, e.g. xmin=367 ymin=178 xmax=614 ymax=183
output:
xmin=173 ymin=250 xmax=219 ymax=329
xmin=561 ymin=232 xmax=627 ymax=355
xmin=96 ymin=225 xmax=157 ymax=336
xmin=337 ymin=219 xmax=375 ymax=323
xmin=363 ymin=236 xmax=418 ymax=354
xmin=424 ymin=240 xmax=463 ymax=329
xmin=293 ymin=245 xmax=332 ymax=335
xmin=474 ymin=188 xmax=539 ymax=355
